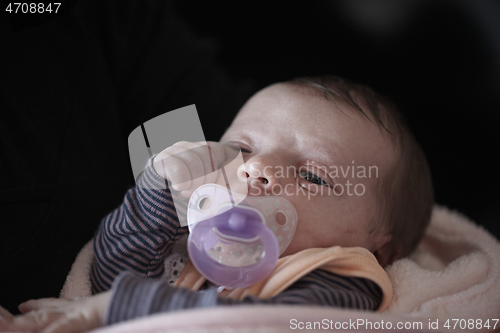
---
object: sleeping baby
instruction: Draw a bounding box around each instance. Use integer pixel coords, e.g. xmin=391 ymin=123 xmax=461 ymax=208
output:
xmin=0 ymin=75 xmax=433 ymax=333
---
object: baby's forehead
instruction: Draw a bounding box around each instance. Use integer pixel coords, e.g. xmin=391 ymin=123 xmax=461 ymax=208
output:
xmin=252 ymin=83 xmax=374 ymax=119
xmin=242 ymin=88 xmax=393 ymax=158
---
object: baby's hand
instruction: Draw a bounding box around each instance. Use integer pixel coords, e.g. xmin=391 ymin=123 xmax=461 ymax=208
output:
xmin=0 ymin=292 xmax=110 ymax=333
xmin=153 ymin=141 xmax=229 ymax=199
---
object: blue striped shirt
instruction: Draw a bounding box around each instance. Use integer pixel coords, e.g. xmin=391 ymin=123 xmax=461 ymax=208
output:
xmin=91 ymin=160 xmax=383 ymax=324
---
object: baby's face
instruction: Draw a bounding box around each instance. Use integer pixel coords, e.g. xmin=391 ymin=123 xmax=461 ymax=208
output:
xmin=220 ymin=83 xmax=394 ymax=258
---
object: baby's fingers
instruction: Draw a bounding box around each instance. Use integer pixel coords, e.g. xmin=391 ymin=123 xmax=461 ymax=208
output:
xmin=0 ymin=306 xmax=14 ymax=320
xmin=180 ymin=142 xmax=217 ymax=175
xmin=19 ymin=298 xmax=68 ymax=314
xmin=0 ymin=309 xmax=61 ymax=332
xmin=41 ymin=314 xmax=100 ymax=333
xmin=206 ymin=142 xmax=227 ymax=169
xmin=154 ymin=153 xmax=192 ymax=191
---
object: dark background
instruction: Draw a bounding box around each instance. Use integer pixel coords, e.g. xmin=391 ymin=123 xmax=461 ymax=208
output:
xmin=1 ymin=0 xmax=499 ymax=313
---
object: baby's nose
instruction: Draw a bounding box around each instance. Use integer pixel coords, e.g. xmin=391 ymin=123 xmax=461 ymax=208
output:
xmin=237 ymin=161 xmax=278 ymax=195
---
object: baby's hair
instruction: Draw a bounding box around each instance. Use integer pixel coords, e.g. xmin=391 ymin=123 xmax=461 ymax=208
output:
xmin=288 ymin=75 xmax=434 ymax=265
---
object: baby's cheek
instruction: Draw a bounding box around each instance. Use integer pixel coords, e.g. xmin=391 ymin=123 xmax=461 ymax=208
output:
xmin=280 ymin=236 xmax=307 ymax=257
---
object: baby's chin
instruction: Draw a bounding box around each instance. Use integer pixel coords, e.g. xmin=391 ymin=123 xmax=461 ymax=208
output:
xmin=279 ymin=242 xmax=310 ymax=258
xmin=280 ymin=239 xmax=350 ymax=258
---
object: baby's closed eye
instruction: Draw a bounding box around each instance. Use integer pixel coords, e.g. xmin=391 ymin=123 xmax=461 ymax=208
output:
xmin=298 ymin=171 xmax=328 ymax=186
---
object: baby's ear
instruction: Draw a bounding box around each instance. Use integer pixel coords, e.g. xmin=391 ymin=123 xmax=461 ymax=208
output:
xmin=372 ymin=233 xmax=400 ymax=268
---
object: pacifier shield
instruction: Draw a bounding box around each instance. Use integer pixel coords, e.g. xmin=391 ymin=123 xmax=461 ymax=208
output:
xmin=186 ymin=184 xmax=298 ymax=288
xmin=187 ymin=184 xmax=298 ymax=255
xmin=187 ymin=205 xmax=279 ymax=288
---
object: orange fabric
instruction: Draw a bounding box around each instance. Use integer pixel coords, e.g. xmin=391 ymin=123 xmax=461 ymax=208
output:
xmin=176 ymin=246 xmax=393 ymax=312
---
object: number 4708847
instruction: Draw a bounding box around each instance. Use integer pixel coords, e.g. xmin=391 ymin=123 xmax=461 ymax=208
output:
xmin=5 ymin=3 xmax=61 ymax=14
xmin=443 ymin=319 xmax=498 ymax=330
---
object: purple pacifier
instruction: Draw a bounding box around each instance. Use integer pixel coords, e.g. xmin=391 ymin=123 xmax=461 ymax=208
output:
xmin=187 ymin=184 xmax=298 ymax=289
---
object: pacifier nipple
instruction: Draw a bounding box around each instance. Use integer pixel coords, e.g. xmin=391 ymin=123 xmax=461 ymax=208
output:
xmin=228 ymin=212 xmax=246 ymax=231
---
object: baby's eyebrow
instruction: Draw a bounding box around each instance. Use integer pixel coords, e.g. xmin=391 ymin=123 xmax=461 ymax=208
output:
xmin=222 ymin=132 xmax=253 ymax=145
xmin=302 ymin=140 xmax=346 ymax=166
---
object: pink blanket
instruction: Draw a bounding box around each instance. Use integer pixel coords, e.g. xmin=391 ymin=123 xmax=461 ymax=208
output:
xmin=60 ymin=205 xmax=500 ymax=332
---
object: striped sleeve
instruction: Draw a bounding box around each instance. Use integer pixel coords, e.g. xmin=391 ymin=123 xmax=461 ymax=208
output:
xmin=91 ymin=158 xmax=188 ymax=293
xmin=106 ymin=269 xmax=383 ymax=325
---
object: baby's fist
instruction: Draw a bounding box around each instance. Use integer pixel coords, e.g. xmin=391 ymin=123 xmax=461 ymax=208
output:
xmin=153 ymin=141 xmax=227 ymax=198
